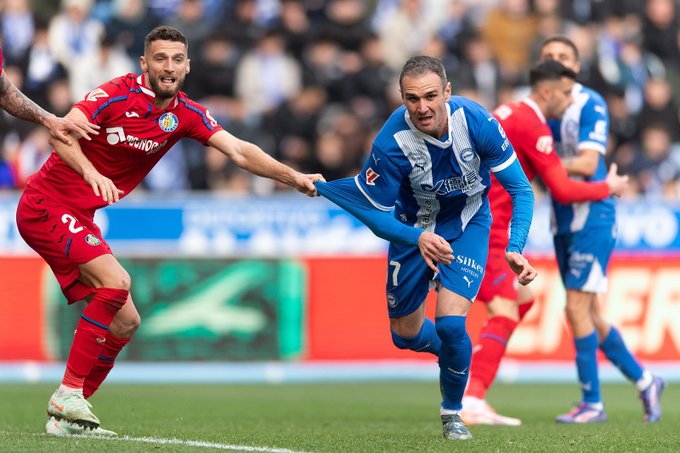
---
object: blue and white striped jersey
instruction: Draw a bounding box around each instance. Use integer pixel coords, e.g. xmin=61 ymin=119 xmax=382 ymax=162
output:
xmin=548 ymin=83 xmax=615 ymax=234
xmin=355 ymin=96 xmax=516 ymax=241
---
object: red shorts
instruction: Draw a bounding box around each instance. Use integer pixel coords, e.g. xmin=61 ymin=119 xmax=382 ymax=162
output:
xmin=476 ymin=244 xmax=518 ymax=304
xmin=16 ymin=186 xmax=111 ymax=303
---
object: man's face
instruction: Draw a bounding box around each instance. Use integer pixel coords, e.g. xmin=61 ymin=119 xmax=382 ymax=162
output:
xmin=400 ymin=71 xmax=451 ymax=138
xmin=545 ymin=76 xmax=575 ymax=119
xmin=539 ymin=41 xmax=580 ymax=73
xmin=140 ymin=40 xmax=190 ymax=100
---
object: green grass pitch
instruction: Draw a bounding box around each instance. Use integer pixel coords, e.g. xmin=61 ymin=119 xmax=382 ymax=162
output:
xmin=1 ymin=382 xmax=677 ymax=452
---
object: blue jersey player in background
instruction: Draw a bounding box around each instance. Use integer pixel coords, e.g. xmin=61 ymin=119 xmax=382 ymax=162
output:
xmin=539 ymin=36 xmax=665 ymax=424
xmin=316 ymin=56 xmax=537 ymax=440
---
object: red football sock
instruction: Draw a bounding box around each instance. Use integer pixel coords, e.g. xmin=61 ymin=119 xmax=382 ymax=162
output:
xmin=83 ymin=332 xmax=130 ymax=399
xmin=62 ymin=288 xmax=128 ymax=389
xmin=467 ymin=316 xmax=518 ymax=400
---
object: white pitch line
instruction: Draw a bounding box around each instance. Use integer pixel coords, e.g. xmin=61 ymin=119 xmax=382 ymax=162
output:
xmin=3 ymin=432 xmax=310 ymax=452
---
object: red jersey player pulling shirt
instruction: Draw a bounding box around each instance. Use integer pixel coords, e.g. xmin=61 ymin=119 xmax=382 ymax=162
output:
xmin=476 ymin=98 xmax=609 ymax=303
xmin=17 ymin=73 xmax=223 ymax=302
xmin=29 ymin=73 xmax=220 ymax=214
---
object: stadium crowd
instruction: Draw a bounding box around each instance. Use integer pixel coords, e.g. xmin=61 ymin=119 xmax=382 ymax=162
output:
xmin=1 ymin=0 xmax=679 ymax=199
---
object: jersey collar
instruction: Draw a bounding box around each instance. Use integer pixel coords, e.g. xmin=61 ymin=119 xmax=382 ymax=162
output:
xmin=522 ymin=97 xmax=546 ymax=124
xmin=404 ymin=102 xmax=453 ymax=149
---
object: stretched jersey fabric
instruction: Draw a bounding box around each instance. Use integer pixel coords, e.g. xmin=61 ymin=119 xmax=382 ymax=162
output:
xmin=548 ymin=83 xmax=614 ymax=234
xmin=323 ymin=96 xmax=533 ymax=253
xmin=27 ymin=73 xmax=223 ymax=217
xmin=489 ymin=98 xmax=609 ymax=251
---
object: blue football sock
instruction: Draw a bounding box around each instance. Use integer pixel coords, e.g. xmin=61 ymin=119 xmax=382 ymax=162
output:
xmin=600 ymin=326 xmax=644 ymax=382
xmin=575 ymin=331 xmax=601 ymax=403
xmin=391 ymin=318 xmax=441 ymax=356
xmin=435 ymin=315 xmax=471 ymax=411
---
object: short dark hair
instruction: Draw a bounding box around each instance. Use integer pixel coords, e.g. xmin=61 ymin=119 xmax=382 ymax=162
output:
xmin=144 ymin=25 xmax=188 ymax=54
xmin=529 ymin=60 xmax=577 ymax=87
xmin=540 ymin=35 xmax=579 ymax=61
xmin=399 ymin=56 xmax=447 ymax=89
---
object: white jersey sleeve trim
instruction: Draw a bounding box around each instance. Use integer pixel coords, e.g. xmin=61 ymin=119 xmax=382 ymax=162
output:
xmin=353 ymin=175 xmax=394 ymax=212
xmin=578 ymin=141 xmax=607 ymax=155
xmin=489 ymin=152 xmax=517 ymax=173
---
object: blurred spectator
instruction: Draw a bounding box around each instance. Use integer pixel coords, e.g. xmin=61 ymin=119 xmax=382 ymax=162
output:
xmin=606 ymin=88 xmax=637 ymax=153
xmin=183 ymin=32 xmax=240 ymax=100
xmin=168 ymin=0 xmax=213 ymax=49
xmin=234 ymin=29 xmax=302 ymax=118
xmin=637 ymin=77 xmax=680 ymax=142
xmin=47 ymin=0 xmax=104 ymax=71
xmin=276 ymin=0 xmax=313 ymax=59
xmin=69 ymin=34 xmax=135 ymax=102
xmin=348 ymin=32 xmax=394 ymax=119
xmin=481 ymin=0 xmax=537 ymax=86
xmin=263 ymin=85 xmax=326 ymax=169
xmin=450 ymin=32 xmax=502 ymax=110
xmin=379 ymin=0 xmax=435 ymax=72
xmin=12 ymin=126 xmax=51 ymax=188
xmin=316 ymin=0 xmax=371 ymax=52
xmin=0 ymin=0 xmax=679 ymax=199
xmin=0 ymin=0 xmax=35 ymax=63
xmin=626 ymin=124 xmax=680 ymax=198
xmin=223 ymin=0 xmax=268 ymax=50
xmin=301 ymin=36 xmax=347 ymax=103
xmin=15 ymin=20 xmax=67 ymax=109
xmin=107 ymin=0 xmax=161 ymax=60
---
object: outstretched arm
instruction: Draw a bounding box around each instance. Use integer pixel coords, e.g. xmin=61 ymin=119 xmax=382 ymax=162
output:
xmin=49 ymin=108 xmax=123 ymax=204
xmin=0 ymin=71 xmax=99 ymax=144
xmin=208 ymin=130 xmax=323 ymax=196
xmin=316 ymin=178 xmax=453 ymax=272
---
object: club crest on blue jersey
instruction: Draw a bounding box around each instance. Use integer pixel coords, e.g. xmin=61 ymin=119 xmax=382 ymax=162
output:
xmin=158 ymin=112 xmax=179 ymax=132
xmin=461 ymin=148 xmax=475 ymax=162
xmin=85 ymin=234 xmax=101 ymax=246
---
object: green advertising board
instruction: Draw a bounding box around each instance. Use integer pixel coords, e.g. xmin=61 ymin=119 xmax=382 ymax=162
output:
xmin=47 ymin=259 xmax=306 ymax=361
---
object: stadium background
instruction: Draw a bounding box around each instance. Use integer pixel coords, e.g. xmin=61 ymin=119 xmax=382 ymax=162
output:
xmin=1 ymin=0 xmax=679 ymax=384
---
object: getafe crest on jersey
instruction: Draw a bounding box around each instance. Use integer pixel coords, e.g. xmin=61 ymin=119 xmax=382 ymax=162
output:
xmin=85 ymin=234 xmax=101 ymax=246
xmin=158 ymin=112 xmax=179 ymax=132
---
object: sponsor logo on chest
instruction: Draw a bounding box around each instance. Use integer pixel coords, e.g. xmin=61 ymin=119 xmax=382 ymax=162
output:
xmin=106 ymin=126 xmax=168 ymax=155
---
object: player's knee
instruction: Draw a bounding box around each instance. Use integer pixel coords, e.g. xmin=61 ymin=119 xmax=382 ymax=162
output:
xmin=435 ymin=316 xmax=467 ymax=348
xmin=110 ymin=313 xmax=141 ymax=338
xmin=391 ymin=329 xmax=417 ymax=350
xmin=564 ymin=299 xmax=589 ymax=322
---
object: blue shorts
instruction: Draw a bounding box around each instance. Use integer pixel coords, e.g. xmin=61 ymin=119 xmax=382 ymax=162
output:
xmin=553 ymin=225 xmax=615 ymax=293
xmin=385 ymin=220 xmax=490 ymax=318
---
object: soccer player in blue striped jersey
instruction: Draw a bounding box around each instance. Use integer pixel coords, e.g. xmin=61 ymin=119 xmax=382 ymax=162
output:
xmin=316 ymin=56 xmax=537 ymax=440
xmin=539 ymin=36 xmax=665 ymax=424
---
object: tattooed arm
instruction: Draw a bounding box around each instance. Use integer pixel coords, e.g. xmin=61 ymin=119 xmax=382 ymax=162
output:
xmin=0 ymin=71 xmax=99 ymax=145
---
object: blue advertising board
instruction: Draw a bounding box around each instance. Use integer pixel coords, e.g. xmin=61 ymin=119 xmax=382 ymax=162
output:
xmin=0 ymin=194 xmax=678 ymax=256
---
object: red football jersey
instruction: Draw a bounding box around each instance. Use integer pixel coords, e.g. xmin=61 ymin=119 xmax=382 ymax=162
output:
xmin=488 ymin=98 xmax=608 ymax=250
xmin=27 ymin=73 xmax=223 ymax=217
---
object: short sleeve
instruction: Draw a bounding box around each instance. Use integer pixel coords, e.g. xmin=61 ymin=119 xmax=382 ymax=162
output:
xmin=578 ymin=97 xmax=608 ymax=154
xmin=181 ymin=100 xmax=223 ymax=144
xmin=472 ymin=109 xmax=516 ymax=172
xmin=73 ymin=78 xmax=130 ymax=125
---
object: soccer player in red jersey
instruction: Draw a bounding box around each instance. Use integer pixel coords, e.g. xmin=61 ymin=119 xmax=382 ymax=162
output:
xmin=0 ymin=47 xmax=98 ymax=146
xmin=15 ymin=26 xmax=323 ymax=437
xmin=460 ymin=60 xmax=628 ymax=426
